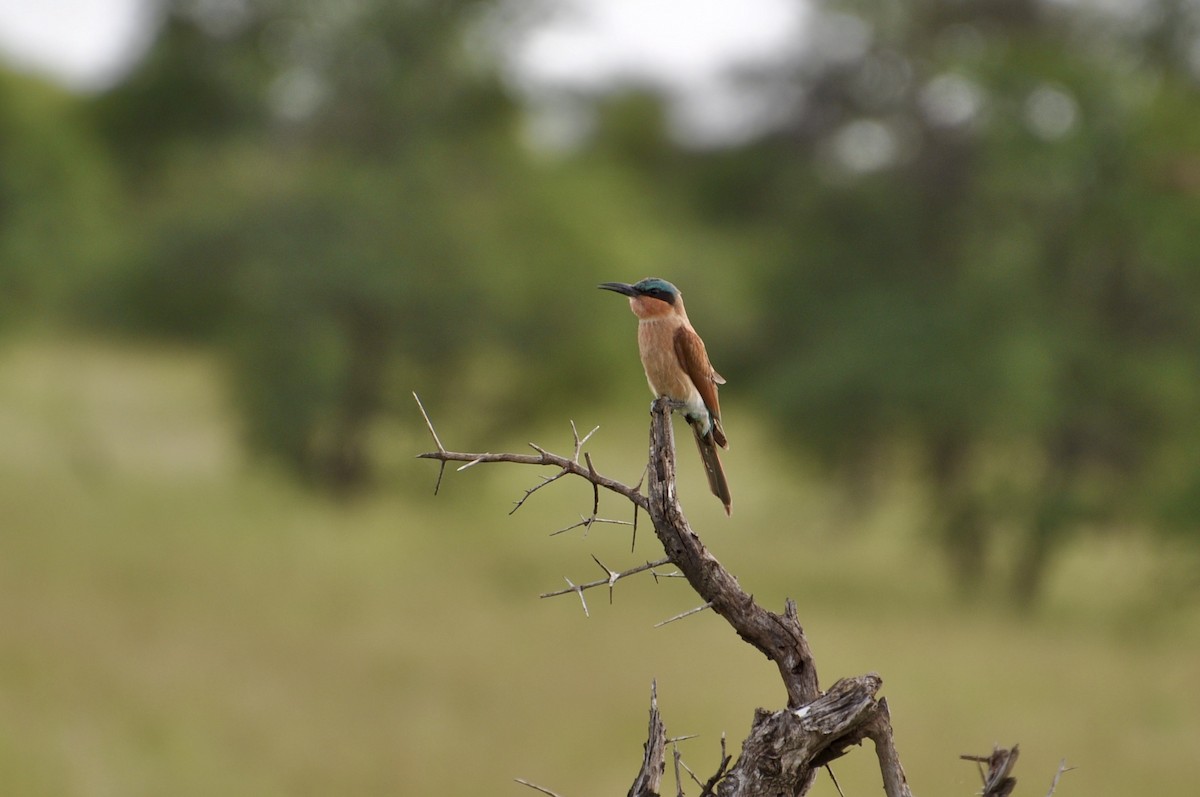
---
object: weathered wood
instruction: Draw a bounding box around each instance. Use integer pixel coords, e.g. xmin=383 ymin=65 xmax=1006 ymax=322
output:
xmin=643 ymin=400 xmax=918 ymax=797
xmin=867 ymin=699 xmax=914 ymax=797
xmin=628 ymin=682 xmax=667 ymax=797
xmin=417 ymin=395 xmax=927 ymax=796
xmin=714 ymin=674 xmax=883 ymax=796
xmin=962 ymin=744 xmax=1020 ymax=797
xmin=645 ymin=399 xmax=820 ymax=709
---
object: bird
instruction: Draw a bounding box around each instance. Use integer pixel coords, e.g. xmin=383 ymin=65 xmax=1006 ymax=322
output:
xmin=599 ymin=278 xmax=731 ymax=514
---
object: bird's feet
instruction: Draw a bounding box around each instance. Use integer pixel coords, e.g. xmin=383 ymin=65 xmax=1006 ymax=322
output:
xmin=653 ymin=397 xmax=689 ymax=414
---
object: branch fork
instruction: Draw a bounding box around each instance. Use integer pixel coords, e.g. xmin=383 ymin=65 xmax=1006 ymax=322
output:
xmin=417 ymin=394 xmax=1051 ymax=796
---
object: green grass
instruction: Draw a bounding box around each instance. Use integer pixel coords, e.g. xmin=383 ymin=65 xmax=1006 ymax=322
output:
xmin=0 ymin=337 xmax=1197 ymax=795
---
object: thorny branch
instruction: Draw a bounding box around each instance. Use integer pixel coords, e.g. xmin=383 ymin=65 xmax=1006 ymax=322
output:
xmin=963 ymin=744 xmax=1020 ymax=797
xmin=417 ymin=394 xmax=1054 ymax=797
xmin=628 ymin=681 xmax=666 ymax=797
xmin=413 ymin=392 xmax=448 ymax=495
xmin=537 ymin=556 xmax=677 ymax=618
xmin=415 ymin=394 xmax=659 ymax=603
xmin=1045 ymin=758 xmax=1075 ymax=796
xmin=961 ymin=745 xmax=1074 ymax=797
xmin=539 ymin=556 xmax=673 ymax=600
xmin=416 ymin=392 xmax=646 ymax=512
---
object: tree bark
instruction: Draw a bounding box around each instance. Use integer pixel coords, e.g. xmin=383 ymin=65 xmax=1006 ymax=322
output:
xmin=641 ymin=400 xmax=911 ymax=796
xmin=645 ymin=399 xmax=820 ymax=709
xmin=418 ymin=395 xmax=932 ymax=796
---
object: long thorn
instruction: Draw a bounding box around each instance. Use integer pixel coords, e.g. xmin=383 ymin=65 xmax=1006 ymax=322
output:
xmin=513 ymin=778 xmax=564 ymax=797
xmin=655 ymin=601 xmax=714 ymax=628
xmin=412 ymin=393 xmax=448 ymax=494
xmin=826 ymin=765 xmax=846 ymax=797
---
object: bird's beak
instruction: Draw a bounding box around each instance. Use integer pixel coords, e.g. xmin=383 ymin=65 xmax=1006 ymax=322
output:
xmin=598 ymin=282 xmax=639 ymax=297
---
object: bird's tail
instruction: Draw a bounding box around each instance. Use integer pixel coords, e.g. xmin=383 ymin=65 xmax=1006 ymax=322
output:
xmin=691 ymin=422 xmax=732 ymax=515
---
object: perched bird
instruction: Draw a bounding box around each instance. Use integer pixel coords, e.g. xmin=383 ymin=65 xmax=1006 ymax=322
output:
xmin=599 ymin=278 xmax=731 ymax=514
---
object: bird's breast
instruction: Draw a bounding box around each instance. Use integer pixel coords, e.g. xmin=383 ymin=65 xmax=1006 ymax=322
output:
xmin=637 ymin=318 xmax=701 ymax=410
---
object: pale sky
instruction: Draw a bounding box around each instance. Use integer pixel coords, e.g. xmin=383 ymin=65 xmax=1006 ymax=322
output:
xmin=0 ymin=0 xmax=804 ymax=87
xmin=0 ymin=0 xmax=159 ymax=91
xmin=509 ymin=0 xmax=804 ymax=91
xmin=505 ymin=0 xmax=807 ymax=145
xmin=0 ymin=0 xmax=807 ymax=144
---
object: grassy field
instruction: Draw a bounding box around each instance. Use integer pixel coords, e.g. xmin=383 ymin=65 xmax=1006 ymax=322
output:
xmin=1 ymin=337 xmax=1197 ymax=796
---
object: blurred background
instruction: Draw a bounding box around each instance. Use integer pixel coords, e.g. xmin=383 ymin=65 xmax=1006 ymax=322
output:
xmin=2 ymin=0 xmax=1199 ymax=794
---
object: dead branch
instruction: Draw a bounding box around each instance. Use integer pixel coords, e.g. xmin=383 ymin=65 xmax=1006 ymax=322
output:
xmin=866 ymin=699 xmax=913 ymax=797
xmin=713 ymin=674 xmax=891 ymax=796
xmin=558 ymin=576 xmax=589 ymax=617
xmin=416 ymin=396 xmax=929 ymax=797
xmin=963 ymin=745 xmax=1020 ymax=797
xmin=642 ymin=399 xmax=820 ymax=709
xmin=698 ymin=734 xmax=731 ymax=797
xmin=1045 ymin=758 xmax=1074 ymax=796
xmin=628 ymin=681 xmax=667 ymax=797
xmin=514 ymin=778 xmax=565 ymax=797
xmin=550 ymin=511 xmax=632 ymax=538
xmin=959 ymin=744 xmax=1074 ymax=797
xmin=419 ymin=440 xmax=646 ymax=508
xmin=413 ymin=392 xmax=448 ymax=495
xmin=415 ymin=395 xmax=645 ymax=512
xmin=539 ymin=557 xmax=673 ymax=603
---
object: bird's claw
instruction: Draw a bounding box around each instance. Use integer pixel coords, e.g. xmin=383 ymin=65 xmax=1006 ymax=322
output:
xmin=654 ymin=397 xmax=688 ymax=413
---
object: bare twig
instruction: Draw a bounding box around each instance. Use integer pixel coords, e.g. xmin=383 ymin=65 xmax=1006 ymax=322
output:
xmin=508 ymin=423 xmax=603 ymax=515
xmin=628 ymin=681 xmax=666 ymax=797
xmin=550 ymin=514 xmax=633 ymax=537
xmin=546 ymin=453 xmax=636 ymax=537
xmin=630 ymin=464 xmax=648 ymax=551
xmin=866 ymin=699 xmax=914 ymax=797
xmin=560 ymin=576 xmax=589 ymax=618
xmin=825 ymin=765 xmax=846 ymax=797
xmin=585 ymin=451 xmax=600 ymax=523
xmin=697 ymin=734 xmax=731 ymax=797
xmin=514 ymin=778 xmax=565 ymax=797
xmin=1046 ymin=758 xmax=1074 ymax=797
xmin=416 ymin=410 xmax=647 ymax=511
xmin=962 ymin=745 xmax=1019 ymax=797
xmin=512 ymin=468 xmax=570 ymax=515
xmin=570 ymin=420 xmax=600 ymax=461
xmin=642 ymin=400 xmax=820 ymax=708
xmin=674 ymin=746 xmax=705 ymax=790
xmin=650 ymin=568 xmax=685 ymax=583
xmin=417 ymin=396 xmax=929 ymax=797
xmin=540 ymin=557 xmax=672 ymax=601
xmin=654 ymin=601 xmax=714 ymax=628
xmin=412 ymin=392 xmax=447 ymax=494
xmin=453 ymin=451 xmax=487 ymax=470
xmin=592 ymin=554 xmax=620 ymax=604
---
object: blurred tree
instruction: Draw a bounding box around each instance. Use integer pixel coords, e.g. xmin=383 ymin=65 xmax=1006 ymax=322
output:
xmin=5 ymin=0 xmax=1198 ymax=607
xmin=80 ymin=0 xmax=664 ymax=491
xmin=0 ymin=71 xmax=121 ymax=327
xmin=699 ymin=0 xmax=1200 ymax=605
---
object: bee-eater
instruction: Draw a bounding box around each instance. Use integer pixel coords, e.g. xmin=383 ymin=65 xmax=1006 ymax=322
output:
xmin=599 ymin=278 xmax=731 ymax=515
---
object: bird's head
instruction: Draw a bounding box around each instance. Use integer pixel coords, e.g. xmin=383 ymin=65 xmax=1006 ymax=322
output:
xmin=598 ymin=278 xmax=681 ymax=319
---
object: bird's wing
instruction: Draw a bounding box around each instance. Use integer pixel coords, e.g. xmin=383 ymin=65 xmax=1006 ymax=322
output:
xmin=673 ymin=325 xmax=722 ymax=420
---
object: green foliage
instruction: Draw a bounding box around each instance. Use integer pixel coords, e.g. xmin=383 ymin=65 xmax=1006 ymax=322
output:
xmin=0 ymin=72 xmax=122 ymax=327
xmin=694 ymin=2 xmax=1200 ymax=602
xmin=2 ymin=0 xmax=1199 ymax=602
xmin=2 ymin=339 xmax=1199 ymax=796
xmin=73 ymin=0 xmax=661 ymax=487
